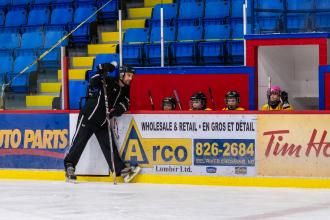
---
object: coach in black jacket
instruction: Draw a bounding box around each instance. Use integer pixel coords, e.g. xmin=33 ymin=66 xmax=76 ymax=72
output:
xmin=64 ymin=64 xmax=140 ymax=182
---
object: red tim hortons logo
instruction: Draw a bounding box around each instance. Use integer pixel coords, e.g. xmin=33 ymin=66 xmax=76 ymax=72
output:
xmin=263 ymin=129 xmax=330 ymax=158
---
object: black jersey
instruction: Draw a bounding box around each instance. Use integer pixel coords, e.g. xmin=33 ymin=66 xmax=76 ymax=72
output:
xmin=83 ymin=73 xmax=130 ymax=126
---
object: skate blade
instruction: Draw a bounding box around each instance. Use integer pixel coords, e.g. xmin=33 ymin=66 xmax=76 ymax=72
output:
xmin=65 ymin=177 xmax=77 ymax=184
xmin=124 ymin=166 xmax=141 ymax=183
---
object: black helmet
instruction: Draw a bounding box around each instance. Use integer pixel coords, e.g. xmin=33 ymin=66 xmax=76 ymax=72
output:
xmin=225 ymin=91 xmax=240 ymax=103
xmin=119 ymin=64 xmax=135 ymax=79
xmin=162 ymin=97 xmax=176 ymax=110
xmin=190 ymin=91 xmax=207 ymax=110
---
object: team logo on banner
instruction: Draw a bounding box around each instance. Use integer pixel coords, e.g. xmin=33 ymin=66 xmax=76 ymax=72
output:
xmin=120 ymin=119 xmax=192 ymax=168
xmin=120 ymin=119 xmax=148 ymax=165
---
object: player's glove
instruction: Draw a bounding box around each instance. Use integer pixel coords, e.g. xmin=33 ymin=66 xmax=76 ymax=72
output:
xmin=107 ymin=108 xmax=115 ymax=118
xmin=97 ymin=62 xmax=117 ymax=78
xmin=281 ymin=91 xmax=289 ymax=103
xmin=281 ymin=91 xmax=291 ymax=109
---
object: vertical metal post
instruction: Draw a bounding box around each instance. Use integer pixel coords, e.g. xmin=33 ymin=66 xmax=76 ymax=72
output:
xmin=243 ymin=0 xmax=247 ymax=66
xmin=118 ymin=9 xmax=123 ymax=67
xmin=267 ymin=76 xmax=271 ymax=110
xmin=61 ymin=46 xmax=69 ymax=110
xmin=160 ymin=6 xmax=164 ymax=67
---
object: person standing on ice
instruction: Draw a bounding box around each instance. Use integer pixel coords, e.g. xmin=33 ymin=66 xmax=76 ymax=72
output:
xmin=64 ymin=63 xmax=141 ymax=183
xmin=261 ymin=86 xmax=293 ymax=110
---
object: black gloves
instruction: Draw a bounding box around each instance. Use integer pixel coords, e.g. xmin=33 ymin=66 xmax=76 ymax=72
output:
xmin=281 ymin=91 xmax=291 ymax=109
xmin=97 ymin=63 xmax=116 ymax=78
xmin=281 ymin=91 xmax=289 ymax=103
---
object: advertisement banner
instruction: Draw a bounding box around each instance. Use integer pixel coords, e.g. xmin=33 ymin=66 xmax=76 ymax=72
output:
xmin=0 ymin=114 xmax=69 ymax=169
xmin=257 ymin=114 xmax=330 ymax=177
xmin=114 ymin=114 xmax=257 ymax=177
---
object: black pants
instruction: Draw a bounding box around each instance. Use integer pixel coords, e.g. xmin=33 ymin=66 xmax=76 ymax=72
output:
xmin=64 ymin=115 xmax=125 ymax=176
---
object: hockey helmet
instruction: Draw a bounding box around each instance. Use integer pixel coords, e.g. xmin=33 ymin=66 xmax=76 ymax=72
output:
xmin=267 ymin=86 xmax=281 ymax=108
xmin=119 ymin=65 xmax=136 ymax=80
xmin=268 ymin=86 xmax=281 ymax=96
xmin=225 ymin=91 xmax=240 ymax=103
xmin=190 ymin=91 xmax=207 ymax=110
xmin=162 ymin=97 xmax=176 ymax=110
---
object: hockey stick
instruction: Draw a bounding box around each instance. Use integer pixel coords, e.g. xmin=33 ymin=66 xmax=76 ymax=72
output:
xmin=173 ymin=89 xmax=182 ymax=110
xmin=267 ymin=76 xmax=271 ymax=111
xmin=101 ymin=78 xmax=117 ymax=185
xmin=208 ymin=87 xmax=215 ymax=110
xmin=148 ymin=90 xmax=155 ymax=110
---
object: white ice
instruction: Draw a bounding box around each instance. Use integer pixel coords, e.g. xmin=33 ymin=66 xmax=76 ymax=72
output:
xmin=0 ymin=180 xmax=330 ymax=220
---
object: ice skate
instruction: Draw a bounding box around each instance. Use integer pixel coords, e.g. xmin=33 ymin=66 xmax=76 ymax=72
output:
xmin=65 ymin=165 xmax=77 ymax=183
xmin=121 ymin=165 xmax=141 ymax=183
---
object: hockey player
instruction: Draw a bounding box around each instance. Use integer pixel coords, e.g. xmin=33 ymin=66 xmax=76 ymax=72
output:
xmin=261 ymin=86 xmax=293 ymax=110
xmin=64 ymin=63 xmax=141 ymax=183
xmin=189 ymin=92 xmax=212 ymax=111
xmin=162 ymin=97 xmax=176 ymax=110
xmin=222 ymin=91 xmax=245 ymax=110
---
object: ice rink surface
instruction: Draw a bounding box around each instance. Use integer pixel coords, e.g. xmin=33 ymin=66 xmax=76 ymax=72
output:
xmin=0 ymin=180 xmax=330 ymax=220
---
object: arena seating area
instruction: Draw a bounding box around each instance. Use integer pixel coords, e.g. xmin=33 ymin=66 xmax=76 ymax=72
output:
xmin=254 ymin=0 xmax=330 ymax=34
xmin=1 ymin=0 xmax=330 ymax=110
xmin=122 ymin=0 xmax=245 ymax=66
xmin=0 ymin=0 xmax=118 ymax=108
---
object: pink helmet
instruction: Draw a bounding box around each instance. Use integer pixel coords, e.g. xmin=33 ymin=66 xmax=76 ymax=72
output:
xmin=269 ymin=86 xmax=281 ymax=95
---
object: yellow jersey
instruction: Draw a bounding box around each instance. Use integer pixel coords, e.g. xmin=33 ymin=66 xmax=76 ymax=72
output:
xmin=261 ymin=103 xmax=293 ymax=111
xmin=222 ymin=107 xmax=245 ymax=111
xmin=189 ymin=108 xmax=213 ymax=111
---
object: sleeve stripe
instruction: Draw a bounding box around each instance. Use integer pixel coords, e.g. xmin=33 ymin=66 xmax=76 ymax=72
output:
xmin=119 ymin=102 xmax=127 ymax=111
xmin=91 ymin=74 xmax=100 ymax=79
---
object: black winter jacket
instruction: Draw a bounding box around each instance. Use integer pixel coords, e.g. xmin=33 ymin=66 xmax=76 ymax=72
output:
xmin=82 ymin=73 xmax=130 ymax=126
